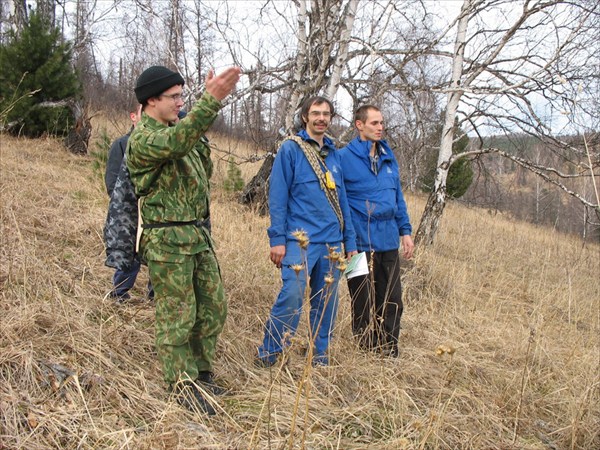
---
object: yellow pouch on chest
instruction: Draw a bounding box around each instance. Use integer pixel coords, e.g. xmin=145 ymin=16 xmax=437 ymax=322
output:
xmin=325 ymin=171 xmax=336 ymax=190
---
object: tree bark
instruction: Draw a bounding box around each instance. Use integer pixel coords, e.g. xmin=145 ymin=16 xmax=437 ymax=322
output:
xmin=63 ymin=101 xmax=91 ymax=155
xmin=414 ymin=183 xmax=448 ymax=246
xmin=325 ymin=0 xmax=358 ymax=100
xmin=239 ymin=153 xmax=274 ymax=216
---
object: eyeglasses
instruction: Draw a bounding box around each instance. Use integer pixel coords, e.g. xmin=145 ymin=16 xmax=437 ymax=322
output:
xmin=159 ymin=93 xmax=184 ymax=102
xmin=308 ymin=111 xmax=331 ymax=118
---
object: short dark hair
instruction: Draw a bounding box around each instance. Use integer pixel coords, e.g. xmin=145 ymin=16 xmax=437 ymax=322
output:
xmin=300 ymin=96 xmax=335 ymax=125
xmin=354 ymin=105 xmax=380 ymax=124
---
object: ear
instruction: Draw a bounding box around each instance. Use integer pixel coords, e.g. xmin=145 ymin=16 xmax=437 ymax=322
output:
xmin=355 ymin=120 xmax=364 ymax=131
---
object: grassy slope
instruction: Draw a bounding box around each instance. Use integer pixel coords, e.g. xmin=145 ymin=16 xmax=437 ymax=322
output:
xmin=0 ymin=131 xmax=598 ymax=450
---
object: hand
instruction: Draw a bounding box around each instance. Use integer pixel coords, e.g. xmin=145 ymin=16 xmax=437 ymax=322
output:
xmin=346 ymin=250 xmax=358 ymax=260
xmin=270 ymin=245 xmax=286 ymax=268
xmin=401 ymin=235 xmax=415 ymax=260
xmin=205 ymin=67 xmax=241 ymax=101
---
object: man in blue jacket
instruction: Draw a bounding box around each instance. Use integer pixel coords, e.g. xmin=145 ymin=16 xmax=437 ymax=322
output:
xmin=340 ymin=105 xmax=415 ymax=358
xmin=257 ymin=96 xmax=357 ymax=367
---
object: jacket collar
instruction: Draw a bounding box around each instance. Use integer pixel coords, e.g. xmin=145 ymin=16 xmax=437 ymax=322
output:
xmin=298 ymin=129 xmax=336 ymax=153
xmin=140 ymin=111 xmax=178 ymax=129
xmin=347 ymin=136 xmax=392 ymax=159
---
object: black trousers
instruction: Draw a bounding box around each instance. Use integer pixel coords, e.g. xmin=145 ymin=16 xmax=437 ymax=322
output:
xmin=347 ymin=249 xmax=403 ymax=353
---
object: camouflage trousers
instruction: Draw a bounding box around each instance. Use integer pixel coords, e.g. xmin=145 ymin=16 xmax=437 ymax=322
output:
xmin=147 ymin=249 xmax=226 ymax=384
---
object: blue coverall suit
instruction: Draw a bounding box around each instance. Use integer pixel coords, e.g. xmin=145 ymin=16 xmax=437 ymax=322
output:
xmin=258 ymin=130 xmax=357 ymax=365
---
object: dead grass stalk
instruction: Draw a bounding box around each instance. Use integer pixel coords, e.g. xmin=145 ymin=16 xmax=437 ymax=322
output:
xmin=0 ymin=129 xmax=598 ymax=449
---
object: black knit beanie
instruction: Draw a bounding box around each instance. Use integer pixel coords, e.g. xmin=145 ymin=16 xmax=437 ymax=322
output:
xmin=135 ymin=66 xmax=185 ymax=104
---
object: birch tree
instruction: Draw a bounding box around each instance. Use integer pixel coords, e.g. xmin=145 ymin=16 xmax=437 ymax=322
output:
xmin=240 ymin=0 xmax=359 ymax=213
xmin=414 ymin=0 xmax=600 ymax=245
xmin=414 ymin=0 xmax=472 ymax=244
xmin=26 ymin=0 xmax=597 ymax=240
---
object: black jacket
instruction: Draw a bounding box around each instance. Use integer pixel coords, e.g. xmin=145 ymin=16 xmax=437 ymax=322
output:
xmin=104 ymin=155 xmax=139 ymax=271
xmin=104 ymin=130 xmax=132 ymax=196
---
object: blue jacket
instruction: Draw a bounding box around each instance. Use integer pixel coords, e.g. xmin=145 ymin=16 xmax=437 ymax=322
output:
xmin=339 ymin=137 xmax=412 ymax=252
xmin=268 ymin=129 xmax=357 ymax=252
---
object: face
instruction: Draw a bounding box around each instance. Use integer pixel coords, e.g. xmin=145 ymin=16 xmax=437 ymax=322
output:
xmin=303 ymin=101 xmax=331 ymax=139
xmin=147 ymin=84 xmax=184 ymax=125
xmin=356 ymin=109 xmax=384 ymax=142
xmin=129 ymin=104 xmax=142 ymax=127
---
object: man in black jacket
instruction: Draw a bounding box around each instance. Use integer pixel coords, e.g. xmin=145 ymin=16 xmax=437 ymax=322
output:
xmin=104 ymin=105 xmax=153 ymax=302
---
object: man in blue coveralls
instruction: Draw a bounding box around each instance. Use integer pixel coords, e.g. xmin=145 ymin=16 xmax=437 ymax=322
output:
xmin=256 ymin=96 xmax=357 ymax=367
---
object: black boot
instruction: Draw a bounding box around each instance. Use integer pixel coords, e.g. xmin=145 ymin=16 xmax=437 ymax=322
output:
xmin=171 ymin=380 xmax=216 ymax=415
xmin=197 ymin=371 xmax=227 ymax=396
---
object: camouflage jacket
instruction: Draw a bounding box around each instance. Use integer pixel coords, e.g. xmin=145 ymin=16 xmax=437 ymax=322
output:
xmin=127 ymin=91 xmax=220 ymax=262
xmin=104 ymin=155 xmax=138 ymax=271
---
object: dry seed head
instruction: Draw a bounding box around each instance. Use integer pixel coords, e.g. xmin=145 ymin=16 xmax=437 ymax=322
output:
xmin=326 ymin=245 xmax=341 ymax=262
xmin=397 ymin=438 xmax=410 ymax=448
xmin=291 ymin=264 xmax=304 ymax=275
xmin=436 ymin=344 xmax=456 ymax=356
xmin=327 ymin=251 xmax=342 ymax=262
xmin=336 ymin=254 xmax=348 ymax=271
xmin=282 ymin=330 xmax=293 ymax=346
xmin=291 ymin=229 xmax=309 ymax=249
xmin=324 ymin=274 xmax=335 ymax=285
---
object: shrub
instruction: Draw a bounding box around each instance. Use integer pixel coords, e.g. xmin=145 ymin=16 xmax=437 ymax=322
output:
xmin=223 ymin=157 xmax=244 ymax=192
xmin=0 ymin=11 xmax=81 ymax=137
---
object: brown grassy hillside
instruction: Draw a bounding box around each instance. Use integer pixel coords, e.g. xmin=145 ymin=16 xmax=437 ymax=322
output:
xmin=0 ymin=130 xmax=598 ymax=449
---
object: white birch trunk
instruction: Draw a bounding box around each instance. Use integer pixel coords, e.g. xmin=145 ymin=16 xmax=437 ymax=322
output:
xmin=286 ymin=0 xmax=309 ymax=131
xmin=325 ymin=0 xmax=358 ymax=100
xmin=415 ymin=0 xmax=472 ymax=245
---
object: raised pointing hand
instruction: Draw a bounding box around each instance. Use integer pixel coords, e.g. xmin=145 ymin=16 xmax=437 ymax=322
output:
xmin=205 ymin=67 xmax=241 ymax=101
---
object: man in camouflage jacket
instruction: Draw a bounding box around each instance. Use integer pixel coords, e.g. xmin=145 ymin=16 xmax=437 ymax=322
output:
xmin=127 ymin=65 xmax=240 ymax=414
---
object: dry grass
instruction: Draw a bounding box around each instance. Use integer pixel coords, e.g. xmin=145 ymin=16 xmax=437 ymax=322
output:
xmin=0 ymin=126 xmax=598 ymax=449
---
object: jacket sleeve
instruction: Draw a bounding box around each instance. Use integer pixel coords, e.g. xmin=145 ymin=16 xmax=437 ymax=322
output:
xmin=105 ymin=136 xmax=127 ymax=196
xmin=104 ymin=157 xmax=138 ymax=271
xmin=337 ymin=164 xmax=357 ymax=253
xmin=267 ymin=141 xmax=294 ymax=247
xmin=395 ymin=175 xmax=412 ymax=236
xmin=128 ymin=92 xmax=221 ymax=167
xmin=196 ymin=136 xmax=213 ymax=180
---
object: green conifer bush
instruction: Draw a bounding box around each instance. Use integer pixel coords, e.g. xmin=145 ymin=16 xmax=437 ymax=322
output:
xmin=0 ymin=11 xmax=81 ymax=137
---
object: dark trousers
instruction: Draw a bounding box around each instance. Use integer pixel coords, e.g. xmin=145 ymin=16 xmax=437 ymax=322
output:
xmin=347 ymin=250 xmax=403 ymax=353
xmin=112 ymin=258 xmax=154 ymax=299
